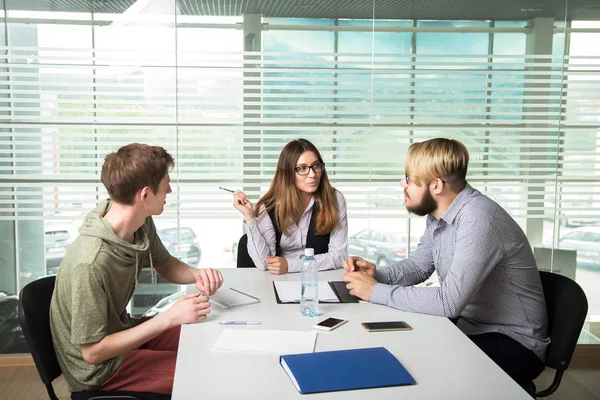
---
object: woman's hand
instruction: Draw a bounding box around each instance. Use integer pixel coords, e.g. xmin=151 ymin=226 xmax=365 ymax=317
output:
xmin=233 ymin=190 xmax=255 ymax=222
xmin=266 ymin=256 xmax=288 ymax=275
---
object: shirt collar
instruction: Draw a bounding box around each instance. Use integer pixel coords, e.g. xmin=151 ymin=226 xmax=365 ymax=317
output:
xmin=438 ymin=183 xmax=475 ymax=225
xmin=304 ymin=196 xmax=316 ymax=213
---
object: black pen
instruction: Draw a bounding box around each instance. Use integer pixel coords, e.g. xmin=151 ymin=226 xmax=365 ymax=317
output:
xmin=218 ymin=186 xmax=235 ymax=193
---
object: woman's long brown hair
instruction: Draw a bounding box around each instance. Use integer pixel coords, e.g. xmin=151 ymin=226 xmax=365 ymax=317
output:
xmin=255 ymin=139 xmax=339 ymax=236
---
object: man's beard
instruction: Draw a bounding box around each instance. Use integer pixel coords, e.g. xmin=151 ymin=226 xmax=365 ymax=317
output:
xmin=405 ymin=186 xmax=437 ymax=216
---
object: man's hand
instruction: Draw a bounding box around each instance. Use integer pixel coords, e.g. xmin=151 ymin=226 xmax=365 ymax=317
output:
xmin=266 ymin=256 xmax=288 ymax=275
xmin=193 ymin=268 xmax=223 ymax=296
xmin=342 ymin=271 xmax=377 ymax=301
xmin=162 ymin=292 xmax=211 ymax=327
xmin=343 ymin=256 xmax=376 ymax=277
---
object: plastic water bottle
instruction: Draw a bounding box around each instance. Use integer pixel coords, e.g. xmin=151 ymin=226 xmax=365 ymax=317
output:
xmin=301 ymin=248 xmax=319 ymax=317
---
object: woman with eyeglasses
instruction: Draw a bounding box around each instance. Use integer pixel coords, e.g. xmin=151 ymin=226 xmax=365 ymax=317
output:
xmin=232 ymin=138 xmax=348 ymax=274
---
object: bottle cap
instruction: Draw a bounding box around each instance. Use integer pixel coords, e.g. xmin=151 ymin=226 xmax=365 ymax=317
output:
xmin=304 ymin=248 xmax=314 ymax=257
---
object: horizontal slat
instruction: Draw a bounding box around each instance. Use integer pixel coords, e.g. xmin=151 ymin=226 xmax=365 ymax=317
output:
xmin=0 ymin=41 xmax=598 ymax=221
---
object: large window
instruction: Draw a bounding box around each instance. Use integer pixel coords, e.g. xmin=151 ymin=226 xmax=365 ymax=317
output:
xmin=2 ymin=1 xmax=600 ymax=353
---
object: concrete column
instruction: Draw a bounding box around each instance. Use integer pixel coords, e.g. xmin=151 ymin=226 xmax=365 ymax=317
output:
xmin=523 ymin=17 xmax=555 ymax=247
xmin=241 ymin=14 xmax=262 ymax=232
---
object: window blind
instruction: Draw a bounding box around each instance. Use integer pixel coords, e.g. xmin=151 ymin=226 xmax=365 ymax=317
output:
xmin=0 ymin=16 xmax=599 ymax=232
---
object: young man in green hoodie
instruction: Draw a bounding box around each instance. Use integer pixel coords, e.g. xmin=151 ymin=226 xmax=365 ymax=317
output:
xmin=50 ymin=143 xmax=223 ymax=395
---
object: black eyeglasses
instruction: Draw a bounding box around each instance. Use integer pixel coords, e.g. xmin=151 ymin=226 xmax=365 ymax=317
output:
xmin=404 ymin=172 xmax=445 ymax=185
xmin=295 ymin=162 xmax=326 ymax=176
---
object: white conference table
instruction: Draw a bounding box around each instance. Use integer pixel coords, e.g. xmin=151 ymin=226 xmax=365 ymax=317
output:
xmin=172 ymin=268 xmax=532 ymax=400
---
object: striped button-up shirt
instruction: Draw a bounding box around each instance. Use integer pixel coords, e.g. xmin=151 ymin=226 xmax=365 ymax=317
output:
xmin=245 ymin=189 xmax=348 ymax=273
xmin=370 ymin=183 xmax=550 ymax=360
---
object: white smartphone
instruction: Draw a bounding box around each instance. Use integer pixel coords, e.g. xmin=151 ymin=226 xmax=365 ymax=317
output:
xmin=313 ymin=317 xmax=348 ymax=331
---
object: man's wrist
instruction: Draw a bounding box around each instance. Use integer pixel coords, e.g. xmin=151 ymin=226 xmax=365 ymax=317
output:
xmin=369 ymin=283 xmax=392 ymax=305
xmin=154 ymin=311 xmax=176 ymax=330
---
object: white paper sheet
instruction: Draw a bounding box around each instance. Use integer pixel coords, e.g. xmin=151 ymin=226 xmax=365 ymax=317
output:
xmin=273 ymin=281 xmax=339 ymax=303
xmin=212 ymin=329 xmax=318 ymax=355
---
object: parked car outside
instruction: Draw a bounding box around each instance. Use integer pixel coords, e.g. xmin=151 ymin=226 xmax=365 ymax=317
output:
xmin=132 ymin=223 xmax=201 ymax=317
xmin=142 ymin=291 xmax=182 ymax=317
xmin=156 ymin=223 xmax=201 ymax=267
xmin=545 ymin=194 xmax=600 ymax=227
xmin=18 ymin=263 xmax=46 ymax=291
xmin=558 ymin=226 xmax=600 ymax=269
xmin=17 ymin=225 xmax=74 ymax=289
xmin=44 ymin=226 xmax=74 ymax=276
xmin=348 ymin=229 xmax=418 ymax=267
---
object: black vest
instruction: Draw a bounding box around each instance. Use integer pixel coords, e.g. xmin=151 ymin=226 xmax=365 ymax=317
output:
xmin=236 ymin=203 xmax=331 ymax=268
xmin=267 ymin=203 xmax=330 ymax=256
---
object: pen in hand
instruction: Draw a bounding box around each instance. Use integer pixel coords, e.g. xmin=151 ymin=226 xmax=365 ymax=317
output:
xmin=226 ymin=187 xmax=253 ymax=220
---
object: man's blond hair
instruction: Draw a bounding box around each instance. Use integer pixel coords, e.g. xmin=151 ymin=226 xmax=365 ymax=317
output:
xmin=405 ymin=138 xmax=469 ymax=186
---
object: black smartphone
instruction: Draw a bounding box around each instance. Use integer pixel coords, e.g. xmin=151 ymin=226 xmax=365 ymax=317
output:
xmin=361 ymin=321 xmax=412 ymax=332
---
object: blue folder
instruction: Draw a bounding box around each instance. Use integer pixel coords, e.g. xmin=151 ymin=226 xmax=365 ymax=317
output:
xmin=279 ymin=346 xmax=415 ymax=394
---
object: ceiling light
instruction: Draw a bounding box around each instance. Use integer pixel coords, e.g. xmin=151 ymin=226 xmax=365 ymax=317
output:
xmin=520 ymin=7 xmax=542 ymax=13
xmin=110 ymin=0 xmax=179 ymax=28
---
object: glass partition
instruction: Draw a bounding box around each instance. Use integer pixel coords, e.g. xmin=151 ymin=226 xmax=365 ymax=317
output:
xmin=2 ymin=0 xmax=600 ymax=353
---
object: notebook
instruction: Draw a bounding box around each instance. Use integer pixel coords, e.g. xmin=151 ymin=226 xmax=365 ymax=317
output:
xmin=209 ymin=288 xmax=260 ymax=309
xmin=273 ymin=281 xmax=339 ymax=303
xmin=272 ymin=280 xmax=360 ymax=304
xmin=328 ymin=280 xmax=360 ymax=303
xmin=280 ymin=347 xmax=415 ymax=394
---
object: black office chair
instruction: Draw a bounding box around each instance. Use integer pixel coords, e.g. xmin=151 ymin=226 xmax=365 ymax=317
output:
xmin=18 ymin=276 xmax=171 ymax=400
xmin=236 ymin=234 xmax=256 ymax=268
xmin=531 ymin=271 xmax=588 ymax=398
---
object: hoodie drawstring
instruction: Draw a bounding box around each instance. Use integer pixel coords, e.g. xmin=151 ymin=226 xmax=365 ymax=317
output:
xmin=134 ymin=252 xmax=139 ymax=289
xmin=134 ymin=251 xmax=152 ymax=288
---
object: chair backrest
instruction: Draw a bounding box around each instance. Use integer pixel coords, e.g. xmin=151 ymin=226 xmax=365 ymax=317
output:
xmin=18 ymin=276 xmax=171 ymax=400
xmin=18 ymin=276 xmax=62 ymax=385
xmin=236 ymin=234 xmax=257 ymax=268
xmin=540 ymin=271 xmax=588 ymax=370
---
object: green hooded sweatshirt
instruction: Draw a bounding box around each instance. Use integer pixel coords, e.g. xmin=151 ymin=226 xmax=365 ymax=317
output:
xmin=50 ymin=199 xmax=171 ymax=392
